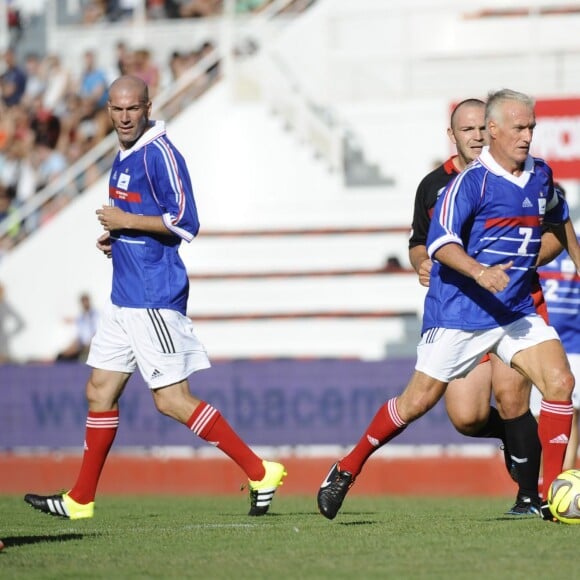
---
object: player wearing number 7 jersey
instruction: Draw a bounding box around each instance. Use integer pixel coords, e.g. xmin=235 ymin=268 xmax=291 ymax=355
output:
xmin=410 ymin=98 xmax=547 ymax=516
xmin=425 ymin=148 xmax=555 ymax=329
xmin=317 ymin=89 xmax=580 ymax=521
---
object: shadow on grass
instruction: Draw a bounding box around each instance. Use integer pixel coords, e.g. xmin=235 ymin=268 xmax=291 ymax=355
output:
xmin=1 ymin=532 xmax=98 ymax=548
xmin=219 ymin=511 xmax=321 ymax=517
xmin=493 ymin=516 xmax=544 ymax=522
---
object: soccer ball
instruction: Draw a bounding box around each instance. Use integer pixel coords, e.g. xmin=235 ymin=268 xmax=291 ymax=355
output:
xmin=547 ymin=469 xmax=580 ymax=524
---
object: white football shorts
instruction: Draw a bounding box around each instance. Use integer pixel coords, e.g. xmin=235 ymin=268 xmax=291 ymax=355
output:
xmin=87 ymin=303 xmax=211 ymax=389
xmin=416 ymin=314 xmax=559 ymax=383
xmin=530 ymin=353 xmax=580 ymax=415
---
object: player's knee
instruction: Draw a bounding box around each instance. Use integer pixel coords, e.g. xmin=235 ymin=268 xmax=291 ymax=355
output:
xmin=495 ymin=396 xmax=529 ymax=419
xmin=400 ymin=392 xmax=438 ymax=422
xmin=448 ymin=412 xmax=485 ymax=436
xmin=399 ymin=375 xmax=446 ymax=421
xmin=452 ymin=421 xmax=481 ymax=436
xmin=543 ymin=371 xmax=575 ymax=401
xmin=152 ymin=391 xmax=188 ymax=421
xmin=153 ymin=395 xmax=175 ymax=418
xmin=85 ymin=378 xmax=116 ymax=410
xmin=445 ymin=397 xmax=488 ymax=435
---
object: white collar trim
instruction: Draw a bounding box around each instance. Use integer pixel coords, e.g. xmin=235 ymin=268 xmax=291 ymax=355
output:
xmin=478 ymin=146 xmax=534 ymax=187
xmin=118 ymin=120 xmax=166 ymax=160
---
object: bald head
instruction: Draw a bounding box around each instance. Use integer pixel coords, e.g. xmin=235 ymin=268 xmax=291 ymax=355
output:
xmin=108 ymin=75 xmax=152 ymax=150
xmin=450 ymin=98 xmax=485 ymax=131
xmin=109 ymin=75 xmax=149 ymax=104
xmin=447 ymin=98 xmax=487 ymax=170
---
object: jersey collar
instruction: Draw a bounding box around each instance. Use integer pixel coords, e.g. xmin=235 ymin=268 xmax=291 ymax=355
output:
xmin=118 ymin=120 xmax=166 ymax=159
xmin=479 ymin=146 xmax=534 ymax=187
xmin=443 ymin=156 xmax=458 ymax=175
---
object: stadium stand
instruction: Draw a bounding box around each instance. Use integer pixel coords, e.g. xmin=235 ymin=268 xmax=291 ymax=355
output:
xmin=2 ymin=0 xmax=580 ymax=363
xmin=4 ymin=0 xmax=580 ymax=495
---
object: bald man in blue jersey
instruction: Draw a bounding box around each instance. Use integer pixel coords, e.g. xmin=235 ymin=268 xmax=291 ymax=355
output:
xmin=24 ymin=75 xmax=286 ymax=520
xmin=318 ymin=89 xmax=580 ymax=522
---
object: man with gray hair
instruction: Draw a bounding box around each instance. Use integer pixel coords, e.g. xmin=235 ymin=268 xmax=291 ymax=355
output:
xmin=318 ymin=89 xmax=580 ymax=522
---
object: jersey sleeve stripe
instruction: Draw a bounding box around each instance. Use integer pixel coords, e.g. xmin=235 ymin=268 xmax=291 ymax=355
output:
xmin=152 ymin=138 xmax=187 ymax=224
xmin=438 ymin=168 xmax=470 ymax=234
xmin=162 ymin=213 xmax=194 ymax=242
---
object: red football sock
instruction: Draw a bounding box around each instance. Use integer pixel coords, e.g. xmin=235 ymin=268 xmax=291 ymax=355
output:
xmin=69 ymin=410 xmax=119 ymax=504
xmin=187 ymin=402 xmax=265 ymax=481
xmin=538 ymin=399 xmax=573 ymax=498
xmin=339 ymin=398 xmax=407 ymax=478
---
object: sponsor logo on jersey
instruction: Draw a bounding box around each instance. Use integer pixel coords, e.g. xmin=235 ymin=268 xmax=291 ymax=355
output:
xmin=522 ymin=197 xmax=533 ymax=208
xmin=117 ymin=173 xmax=131 ymax=190
xmin=108 ymin=186 xmax=142 ymax=203
xmin=538 ymin=198 xmax=546 ymax=215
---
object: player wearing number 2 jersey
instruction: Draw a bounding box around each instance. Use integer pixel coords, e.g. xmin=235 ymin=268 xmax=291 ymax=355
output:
xmin=531 ymin=222 xmax=580 ymax=474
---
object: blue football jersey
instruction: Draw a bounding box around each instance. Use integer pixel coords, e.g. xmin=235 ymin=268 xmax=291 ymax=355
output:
xmin=423 ymin=147 xmax=568 ymax=332
xmin=108 ymin=121 xmax=200 ymax=315
xmin=538 ymin=240 xmax=580 ymax=353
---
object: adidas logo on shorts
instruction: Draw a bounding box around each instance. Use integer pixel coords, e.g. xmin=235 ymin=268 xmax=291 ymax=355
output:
xmin=151 ymin=369 xmax=163 ymax=380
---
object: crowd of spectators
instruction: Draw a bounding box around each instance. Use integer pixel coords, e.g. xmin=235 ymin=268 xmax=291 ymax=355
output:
xmin=79 ymin=0 xmax=274 ymax=23
xmin=0 ymin=46 xmax=113 ymax=254
xmin=0 ymin=38 xmax=221 ymax=257
xmin=76 ymin=0 xmax=314 ymax=22
xmin=0 ymin=0 xmax=314 ymax=257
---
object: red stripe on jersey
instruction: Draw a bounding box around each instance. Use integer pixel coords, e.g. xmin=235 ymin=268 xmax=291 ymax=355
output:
xmin=109 ymin=186 xmax=142 ymax=203
xmin=484 ymin=216 xmax=540 ymax=228
xmin=538 ymin=270 xmax=580 ymax=282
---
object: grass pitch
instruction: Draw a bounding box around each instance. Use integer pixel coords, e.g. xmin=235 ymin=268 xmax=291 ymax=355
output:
xmin=1 ymin=494 xmax=577 ymax=579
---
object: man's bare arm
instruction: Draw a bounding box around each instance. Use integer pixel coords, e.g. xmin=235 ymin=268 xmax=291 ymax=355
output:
xmin=409 ymin=245 xmax=432 ymax=287
xmin=433 ymin=243 xmax=512 ymax=294
xmin=96 ymin=205 xmax=172 ymax=235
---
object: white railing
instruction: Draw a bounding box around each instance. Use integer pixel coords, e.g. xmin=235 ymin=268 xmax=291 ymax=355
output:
xmin=0 ymin=0 xmax=304 ymax=241
xmin=0 ymin=49 xmax=220 ymax=240
xmin=263 ymin=51 xmax=344 ymax=172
